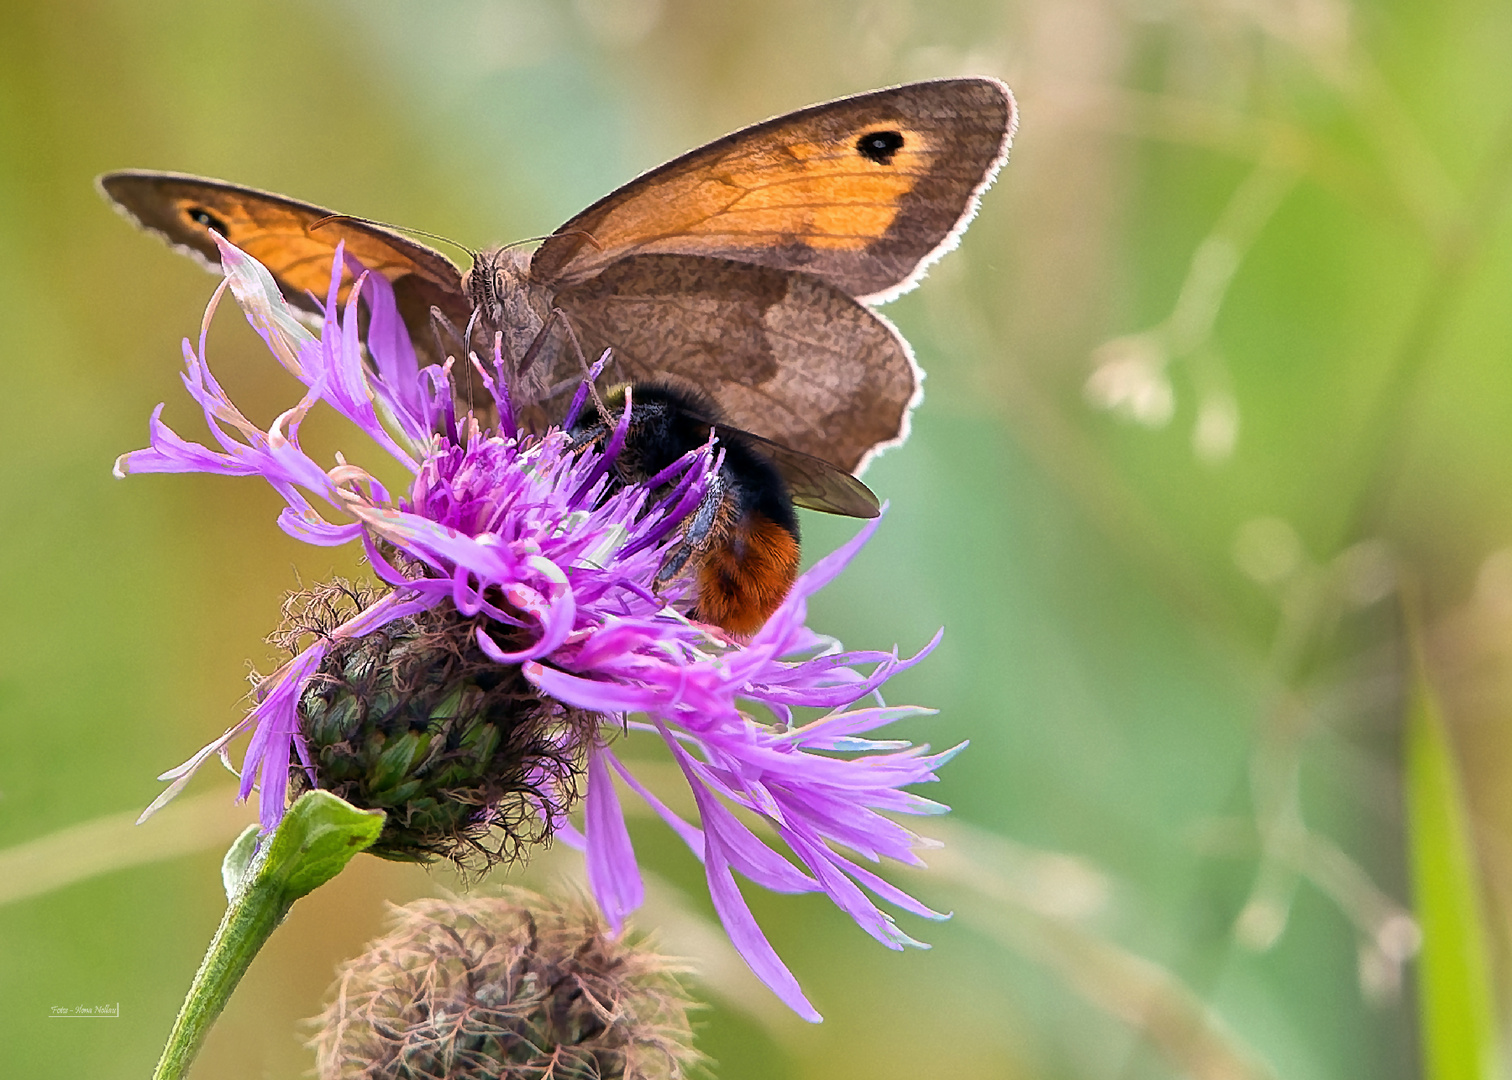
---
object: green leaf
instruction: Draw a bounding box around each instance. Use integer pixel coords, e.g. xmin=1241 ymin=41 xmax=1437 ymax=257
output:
xmin=258 ymin=789 xmax=386 ymax=899
xmin=152 ymin=792 xmax=385 ymax=1080
xmin=219 ymin=825 xmax=260 ymax=901
xmin=1406 ymin=628 xmax=1502 ymax=1080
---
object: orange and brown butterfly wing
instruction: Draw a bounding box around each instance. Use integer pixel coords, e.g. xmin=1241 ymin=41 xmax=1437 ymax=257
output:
xmin=530 ymin=77 xmax=1015 ymax=302
xmin=98 ymin=171 xmax=471 ymax=349
xmin=554 ymin=254 xmax=918 ymax=473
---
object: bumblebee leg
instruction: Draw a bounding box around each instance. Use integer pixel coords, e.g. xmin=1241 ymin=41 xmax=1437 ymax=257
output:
xmin=567 ymin=418 xmax=610 ymax=452
xmin=656 ymin=470 xmax=727 ymax=589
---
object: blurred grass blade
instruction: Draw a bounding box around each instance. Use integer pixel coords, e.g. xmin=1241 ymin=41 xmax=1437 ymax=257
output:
xmin=1406 ymin=627 xmax=1502 ymax=1080
xmin=0 ymin=789 xmax=253 ymax=906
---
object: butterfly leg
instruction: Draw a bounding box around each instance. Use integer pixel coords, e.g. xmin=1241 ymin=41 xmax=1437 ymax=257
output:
xmin=428 ymin=304 xmax=466 ymax=363
xmin=516 ymin=305 xmax=614 ymax=424
xmin=515 ymin=305 xmax=574 ymax=376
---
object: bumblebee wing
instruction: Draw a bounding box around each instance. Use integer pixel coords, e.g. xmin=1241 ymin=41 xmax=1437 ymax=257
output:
xmin=720 ymin=425 xmax=880 ymax=518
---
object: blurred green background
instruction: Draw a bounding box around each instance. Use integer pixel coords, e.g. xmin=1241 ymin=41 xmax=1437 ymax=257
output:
xmin=6 ymin=0 xmax=1512 ymax=1076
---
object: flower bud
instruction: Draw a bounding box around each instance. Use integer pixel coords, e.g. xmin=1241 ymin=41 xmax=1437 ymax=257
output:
xmin=310 ymin=890 xmax=700 ymax=1080
xmin=274 ymin=581 xmax=601 ymax=868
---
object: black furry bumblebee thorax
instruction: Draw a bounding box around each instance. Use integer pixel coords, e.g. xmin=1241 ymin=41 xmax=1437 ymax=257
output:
xmin=572 ymin=382 xmax=799 ymax=541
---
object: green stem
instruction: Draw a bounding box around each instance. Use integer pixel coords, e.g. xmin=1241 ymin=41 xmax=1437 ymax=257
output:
xmin=150 ymin=791 xmax=386 ymax=1080
xmin=152 ymin=854 xmax=293 ymax=1080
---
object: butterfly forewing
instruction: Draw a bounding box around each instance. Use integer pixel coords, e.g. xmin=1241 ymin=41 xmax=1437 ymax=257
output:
xmin=98 ymin=171 xmax=472 ymax=344
xmin=530 ymin=77 xmax=1014 ymax=301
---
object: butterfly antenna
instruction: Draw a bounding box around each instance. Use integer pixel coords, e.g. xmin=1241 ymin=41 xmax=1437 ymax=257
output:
xmin=307 ymin=214 xmax=479 ymax=262
xmin=499 ymin=228 xmax=603 ymax=253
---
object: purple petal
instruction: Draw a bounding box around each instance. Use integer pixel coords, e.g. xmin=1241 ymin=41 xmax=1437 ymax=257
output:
xmin=607 ymin=749 xmax=705 ymax=854
xmin=584 ymin=745 xmax=644 ymax=930
xmin=667 ymin=737 xmax=816 ymax=894
xmin=525 ymin=662 xmax=668 ymax=713
xmin=213 ymin=233 xmax=316 ymax=374
xmin=701 ymin=806 xmax=823 ymax=1023
xmin=820 ymin=843 xmax=950 ymax=922
xmin=276 ymin=506 xmax=364 ymax=546
xmin=115 ymin=406 xmax=262 ymax=478
xmin=238 ymin=645 xmax=327 ymax=830
xmin=350 ymin=258 xmax=428 ymax=440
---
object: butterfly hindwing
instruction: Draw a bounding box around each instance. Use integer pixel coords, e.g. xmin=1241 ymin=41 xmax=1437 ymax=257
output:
xmin=555 ymin=253 xmax=918 ymax=473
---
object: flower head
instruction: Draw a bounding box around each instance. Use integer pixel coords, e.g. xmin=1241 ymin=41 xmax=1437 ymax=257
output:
xmin=310 ymin=889 xmax=700 ymax=1080
xmin=120 ymin=239 xmax=962 ymax=1019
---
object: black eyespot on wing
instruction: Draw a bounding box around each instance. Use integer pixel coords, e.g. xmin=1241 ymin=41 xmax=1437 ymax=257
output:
xmin=185 ymin=206 xmax=229 ymax=235
xmin=856 ymin=129 xmax=905 ymax=165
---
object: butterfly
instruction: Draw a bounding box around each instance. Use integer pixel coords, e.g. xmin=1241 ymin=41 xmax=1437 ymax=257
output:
xmin=100 ymin=77 xmax=1015 ymax=632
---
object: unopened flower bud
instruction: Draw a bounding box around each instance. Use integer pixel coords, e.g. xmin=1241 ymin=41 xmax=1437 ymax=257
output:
xmin=272 ymin=582 xmax=601 ymax=868
xmin=310 ymin=890 xmax=700 ymax=1080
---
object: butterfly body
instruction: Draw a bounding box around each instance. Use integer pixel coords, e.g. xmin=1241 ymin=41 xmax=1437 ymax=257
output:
xmin=100 ymin=77 xmax=1015 ymax=632
xmin=464 ymin=246 xmax=548 ymax=357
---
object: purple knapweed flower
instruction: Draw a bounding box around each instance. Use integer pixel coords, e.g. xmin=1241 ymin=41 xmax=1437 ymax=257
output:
xmin=119 ymin=238 xmax=961 ymax=1020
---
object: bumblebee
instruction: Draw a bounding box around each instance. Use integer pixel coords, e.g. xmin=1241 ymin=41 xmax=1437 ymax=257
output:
xmin=570 ymin=382 xmax=879 ymax=637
